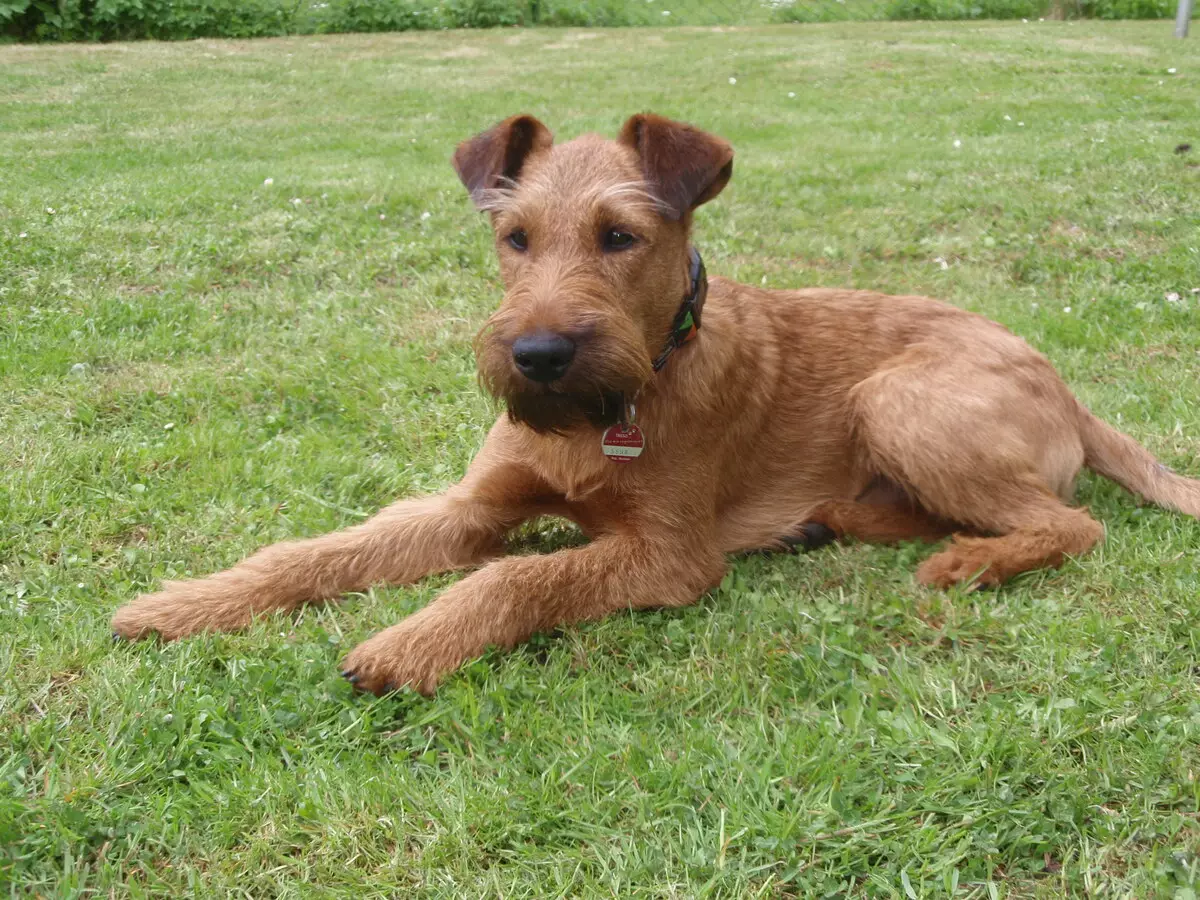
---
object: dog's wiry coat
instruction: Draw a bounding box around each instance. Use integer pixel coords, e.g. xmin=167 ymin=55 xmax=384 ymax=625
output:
xmin=112 ymin=114 xmax=1200 ymax=695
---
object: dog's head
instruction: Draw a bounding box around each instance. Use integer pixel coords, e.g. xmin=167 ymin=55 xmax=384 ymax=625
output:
xmin=453 ymin=113 xmax=733 ymax=434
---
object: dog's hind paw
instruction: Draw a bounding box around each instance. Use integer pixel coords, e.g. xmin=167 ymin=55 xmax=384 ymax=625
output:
xmin=915 ymin=540 xmax=1001 ymax=589
xmin=779 ymin=522 xmax=839 ymax=553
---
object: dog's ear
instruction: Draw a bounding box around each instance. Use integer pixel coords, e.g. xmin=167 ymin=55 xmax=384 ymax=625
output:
xmin=452 ymin=115 xmax=553 ymax=210
xmin=618 ymin=113 xmax=733 ymax=221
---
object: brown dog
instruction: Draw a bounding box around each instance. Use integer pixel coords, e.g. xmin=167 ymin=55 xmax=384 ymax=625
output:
xmin=111 ymin=113 xmax=1200 ymax=695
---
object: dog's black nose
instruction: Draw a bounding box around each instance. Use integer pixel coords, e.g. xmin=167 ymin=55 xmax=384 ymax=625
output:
xmin=512 ymin=331 xmax=576 ymax=383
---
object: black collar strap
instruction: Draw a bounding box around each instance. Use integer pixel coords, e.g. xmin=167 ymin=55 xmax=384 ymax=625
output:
xmin=651 ymin=248 xmax=707 ymax=373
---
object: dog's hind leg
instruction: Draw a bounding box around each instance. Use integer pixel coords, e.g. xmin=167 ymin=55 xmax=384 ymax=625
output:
xmin=913 ymin=493 xmax=1103 ymax=588
xmin=783 ymin=477 xmax=957 ymax=549
xmin=112 ymin=433 xmax=548 ymax=641
xmin=850 ymin=350 xmax=1103 ymax=588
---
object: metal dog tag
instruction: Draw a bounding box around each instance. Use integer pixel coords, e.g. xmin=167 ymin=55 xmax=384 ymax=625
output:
xmin=601 ymin=424 xmax=644 ymax=462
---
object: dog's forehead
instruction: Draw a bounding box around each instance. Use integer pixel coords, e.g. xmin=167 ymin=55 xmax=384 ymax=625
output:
xmin=522 ymin=134 xmax=643 ymax=200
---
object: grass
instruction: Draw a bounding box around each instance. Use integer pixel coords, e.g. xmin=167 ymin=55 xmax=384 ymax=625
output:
xmin=5 ymin=0 xmax=1192 ymax=43
xmin=1 ymin=20 xmax=1199 ymax=898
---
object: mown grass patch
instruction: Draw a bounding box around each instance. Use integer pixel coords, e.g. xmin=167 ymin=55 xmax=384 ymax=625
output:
xmin=2 ymin=22 xmax=1199 ymax=897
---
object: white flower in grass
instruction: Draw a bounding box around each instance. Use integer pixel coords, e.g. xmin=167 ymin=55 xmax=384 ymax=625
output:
xmin=1167 ymin=68 xmax=1177 ymax=74
xmin=788 ymin=91 xmax=796 ymax=98
xmin=729 ymin=77 xmax=737 ymax=85
xmin=662 ymin=9 xmax=671 ymax=14
xmin=263 ymin=177 xmax=274 ymax=186
xmin=934 ymin=256 xmax=949 ymax=270
xmin=18 ymin=232 xmax=27 ymax=238
xmin=164 ymin=422 xmax=175 ymax=430
xmin=1166 ymin=292 xmax=1181 ymax=303
xmin=291 ymin=198 xmax=302 ymax=206
xmin=1018 ymin=121 xmax=1025 ymax=127
xmin=1004 ymin=114 xmax=1012 ymax=121
xmin=953 ymin=139 xmax=961 ymax=148
xmin=1063 ymin=306 xmax=1072 ymax=313
xmin=379 ymin=213 xmax=387 ymax=220
xmin=46 ymin=207 xmax=55 ymax=214
xmin=421 ymin=211 xmax=431 ymax=220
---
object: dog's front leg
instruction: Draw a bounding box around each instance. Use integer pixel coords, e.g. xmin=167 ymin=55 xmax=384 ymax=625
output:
xmin=340 ymin=533 xmax=727 ymax=695
xmin=111 ymin=438 xmax=546 ymax=641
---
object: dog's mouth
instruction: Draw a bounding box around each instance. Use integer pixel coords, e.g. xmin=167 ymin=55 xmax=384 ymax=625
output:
xmin=498 ymin=384 xmax=627 ymax=435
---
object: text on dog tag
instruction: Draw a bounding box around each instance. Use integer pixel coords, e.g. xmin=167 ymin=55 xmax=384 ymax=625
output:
xmin=601 ymin=424 xmax=644 ymax=462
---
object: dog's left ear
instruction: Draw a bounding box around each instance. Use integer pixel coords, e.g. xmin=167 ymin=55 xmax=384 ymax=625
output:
xmin=618 ymin=113 xmax=734 ymax=221
xmin=452 ymin=114 xmax=554 ymax=210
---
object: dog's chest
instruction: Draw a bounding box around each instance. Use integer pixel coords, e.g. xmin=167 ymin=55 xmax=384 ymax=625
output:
xmin=536 ymin=439 xmax=613 ymax=502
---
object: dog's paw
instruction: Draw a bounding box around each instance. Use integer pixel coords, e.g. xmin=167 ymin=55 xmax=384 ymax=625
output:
xmin=779 ymin=521 xmax=839 ymax=553
xmin=915 ymin=540 xmax=999 ymax=590
xmin=111 ymin=580 xmax=251 ymax=641
xmin=111 ymin=587 xmax=196 ymax=642
xmin=340 ymin=617 xmax=458 ymax=697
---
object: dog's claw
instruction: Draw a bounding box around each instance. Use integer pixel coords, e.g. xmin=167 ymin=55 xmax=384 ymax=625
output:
xmin=383 ymin=682 xmax=397 ymax=694
xmin=112 ymin=631 xmax=124 ymax=644
xmin=341 ymin=670 xmax=359 ymax=685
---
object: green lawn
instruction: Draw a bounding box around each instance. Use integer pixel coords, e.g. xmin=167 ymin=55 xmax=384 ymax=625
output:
xmin=2 ymin=21 xmax=1199 ymax=897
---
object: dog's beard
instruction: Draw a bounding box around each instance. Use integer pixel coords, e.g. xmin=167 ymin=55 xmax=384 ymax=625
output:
xmin=501 ymin=386 xmax=626 ymax=435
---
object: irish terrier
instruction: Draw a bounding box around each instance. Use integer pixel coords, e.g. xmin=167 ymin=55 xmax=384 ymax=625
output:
xmin=111 ymin=113 xmax=1200 ymax=695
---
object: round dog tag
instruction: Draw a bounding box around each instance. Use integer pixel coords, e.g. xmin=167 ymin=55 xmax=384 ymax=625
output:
xmin=601 ymin=424 xmax=644 ymax=462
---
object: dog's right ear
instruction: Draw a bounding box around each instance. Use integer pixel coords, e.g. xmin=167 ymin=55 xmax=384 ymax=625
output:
xmin=452 ymin=115 xmax=553 ymax=210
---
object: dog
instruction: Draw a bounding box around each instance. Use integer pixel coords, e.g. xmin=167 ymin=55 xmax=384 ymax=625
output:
xmin=111 ymin=113 xmax=1200 ymax=695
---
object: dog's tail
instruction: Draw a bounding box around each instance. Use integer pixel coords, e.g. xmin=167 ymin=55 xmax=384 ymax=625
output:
xmin=1078 ymin=406 xmax=1200 ymax=517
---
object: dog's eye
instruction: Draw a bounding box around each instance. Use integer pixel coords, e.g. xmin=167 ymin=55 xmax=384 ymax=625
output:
xmin=602 ymin=229 xmax=636 ymax=252
xmin=507 ymin=229 xmax=528 ymax=252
